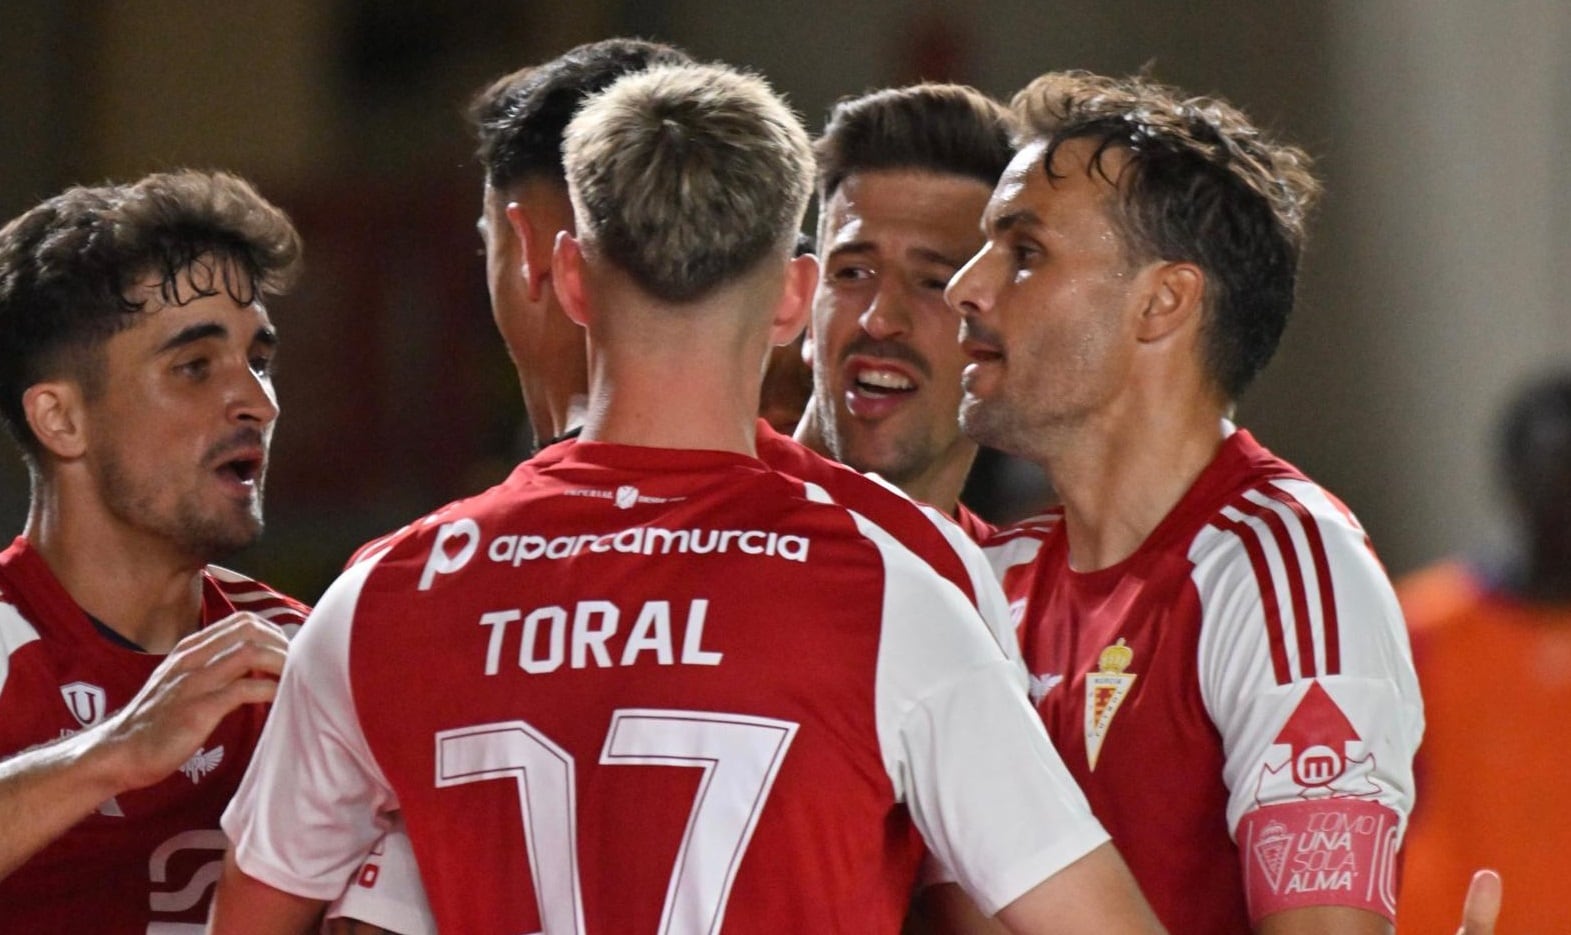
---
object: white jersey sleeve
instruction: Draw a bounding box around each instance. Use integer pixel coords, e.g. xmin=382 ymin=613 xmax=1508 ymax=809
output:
xmin=855 ymin=513 xmax=1108 ymax=916
xmin=857 ymin=473 xmax=1025 ymax=672
xmin=221 ymin=558 xmax=400 ymax=901
xmin=1192 ymin=479 xmax=1422 ymax=918
xmin=325 ymin=814 xmax=437 ymax=934
xmin=1194 ymin=479 xmax=1421 ymax=830
xmin=915 ymin=501 xmax=1025 ymax=678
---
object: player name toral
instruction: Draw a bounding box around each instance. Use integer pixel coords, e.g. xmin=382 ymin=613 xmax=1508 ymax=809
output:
xmin=478 ymin=598 xmax=723 ymax=675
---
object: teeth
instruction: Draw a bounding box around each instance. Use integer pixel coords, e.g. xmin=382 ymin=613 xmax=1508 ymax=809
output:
xmin=856 ymin=368 xmax=915 ymax=391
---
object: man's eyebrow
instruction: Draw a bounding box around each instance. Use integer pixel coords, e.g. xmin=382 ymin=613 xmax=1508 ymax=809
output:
xmin=908 ymin=246 xmax=970 ymax=269
xmin=824 ymin=240 xmax=876 ymax=261
xmin=154 ymin=322 xmax=228 ymax=355
xmin=252 ymin=325 xmax=279 ymax=350
xmin=986 ymin=208 xmax=1041 ymax=236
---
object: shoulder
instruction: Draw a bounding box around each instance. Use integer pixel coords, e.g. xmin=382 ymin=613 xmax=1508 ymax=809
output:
xmin=951 ymin=503 xmax=998 ymax=543
xmin=1189 ymin=475 xmax=1382 ymax=585
xmin=0 ymin=544 xmax=50 ymax=696
xmin=343 ymin=471 xmax=530 ymax=571
xmin=343 ymin=501 xmax=476 ymax=571
xmin=978 ymin=510 xmax=1062 ymax=578
xmin=204 ymin=565 xmax=311 ymax=631
xmin=762 ymin=444 xmax=984 ymax=598
xmin=1191 ymin=474 xmax=1407 ymax=685
xmin=0 ymin=598 xmax=41 ymax=698
xmin=981 ymin=511 xmax=1062 ymax=545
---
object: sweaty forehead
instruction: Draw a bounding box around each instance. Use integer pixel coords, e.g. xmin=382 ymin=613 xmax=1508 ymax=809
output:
xmin=824 ymin=170 xmax=992 ymax=248
xmin=986 ymin=138 xmax=1124 ymax=229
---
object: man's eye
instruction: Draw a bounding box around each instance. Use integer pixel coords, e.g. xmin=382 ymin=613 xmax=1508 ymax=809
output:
xmin=832 ymin=265 xmax=873 ymax=282
xmin=177 ymin=358 xmax=210 ymax=379
xmin=249 ymin=355 xmax=274 ymax=377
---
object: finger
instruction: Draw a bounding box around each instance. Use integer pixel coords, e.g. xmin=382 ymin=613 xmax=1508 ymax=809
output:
xmin=202 ymin=637 xmax=290 ymax=685
xmin=218 ymin=672 xmax=282 ymax=710
xmin=1458 ymin=869 xmax=1502 ymax=935
xmin=167 ymin=609 xmax=290 ymax=663
xmin=164 ymin=613 xmax=289 ymax=669
xmin=151 ymin=635 xmax=288 ymax=704
xmin=206 ymin=675 xmax=282 ymax=713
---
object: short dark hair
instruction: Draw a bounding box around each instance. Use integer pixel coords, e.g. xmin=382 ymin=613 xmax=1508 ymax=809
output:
xmin=563 ymin=63 xmax=813 ymax=304
xmin=0 ymin=169 xmax=302 ymax=460
xmin=815 ymin=83 xmax=1015 ymax=206
xmin=469 ymin=37 xmax=692 ymax=191
xmin=1013 ymin=71 xmax=1321 ymax=399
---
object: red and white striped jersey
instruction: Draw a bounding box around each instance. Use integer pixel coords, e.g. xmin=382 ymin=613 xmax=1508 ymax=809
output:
xmin=751 ymin=421 xmax=1017 ymax=664
xmin=225 ymin=441 xmax=1106 ymax=933
xmin=982 ymin=429 xmax=1422 ymax=932
xmin=0 ymin=536 xmax=308 ymax=933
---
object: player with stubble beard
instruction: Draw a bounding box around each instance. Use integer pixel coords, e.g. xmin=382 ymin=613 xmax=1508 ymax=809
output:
xmin=0 ymin=170 xmax=307 ymax=932
xmin=940 ymin=71 xmax=1494 ymax=934
xmin=794 ymin=83 xmax=1014 ymax=537
xmin=210 ymin=61 xmax=1163 ymax=935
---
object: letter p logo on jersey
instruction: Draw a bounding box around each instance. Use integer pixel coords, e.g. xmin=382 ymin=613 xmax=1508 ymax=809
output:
xmin=419 ymin=519 xmax=481 ymax=591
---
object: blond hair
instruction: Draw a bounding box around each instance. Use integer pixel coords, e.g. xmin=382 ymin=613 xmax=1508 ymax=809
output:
xmin=563 ymin=63 xmax=812 ymax=303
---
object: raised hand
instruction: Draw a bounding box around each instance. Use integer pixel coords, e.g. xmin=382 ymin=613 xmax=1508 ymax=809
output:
xmin=99 ymin=611 xmax=288 ymax=790
xmin=1456 ymin=870 xmax=1501 ymax=935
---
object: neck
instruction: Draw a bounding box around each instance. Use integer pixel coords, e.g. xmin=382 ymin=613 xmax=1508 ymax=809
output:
xmin=791 ymin=405 xmax=832 ymax=458
xmin=517 ymin=336 xmax=590 ymax=446
xmin=25 ymin=483 xmax=205 ymax=654
xmin=579 ymin=301 xmax=767 ymax=458
xmin=895 ymin=440 xmax=977 ymax=516
xmin=520 ymin=373 xmax=588 ymax=447
xmin=1038 ymin=389 xmax=1228 ymax=572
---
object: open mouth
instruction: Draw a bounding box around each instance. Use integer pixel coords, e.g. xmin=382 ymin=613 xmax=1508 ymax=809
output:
xmin=216 ymin=454 xmax=263 ymax=486
xmin=852 ymin=365 xmax=917 ymax=398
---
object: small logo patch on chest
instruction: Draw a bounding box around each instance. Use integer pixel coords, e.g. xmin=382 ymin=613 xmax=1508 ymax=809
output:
xmin=1084 ymin=638 xmax=1138 ymax=770
xmin=179 ymin=746 xmax=225 ymax=783
xmin=1028 ymin=671 xmax=1064 ymax=705
xmin=60 ymin=681 xmax=107 ymax=727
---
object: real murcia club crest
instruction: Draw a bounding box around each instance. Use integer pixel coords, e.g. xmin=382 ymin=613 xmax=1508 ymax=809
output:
xmin=1084 ymin=638 xmax=1137 ymax=770
xmin=1251 ymin=819 xmax=1294 ymax=892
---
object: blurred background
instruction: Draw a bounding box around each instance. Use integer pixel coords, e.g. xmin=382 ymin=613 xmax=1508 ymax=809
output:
xmin=1 ymin=0 xmax=1567 ymax=601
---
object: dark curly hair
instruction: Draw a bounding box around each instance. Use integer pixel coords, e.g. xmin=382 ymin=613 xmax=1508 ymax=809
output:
xmin=0 ymin=169 xmax=302 ymax=459
xmin=1012 ymin=71 xmax=1321 ymax=399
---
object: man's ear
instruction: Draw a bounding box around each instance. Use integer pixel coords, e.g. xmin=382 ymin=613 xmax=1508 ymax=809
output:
xmin=772 ymin=253 xmax=818 ymax=347
xmin=505 ymin=202 xmax=552 ymax=304
xmin=23 ymin=381 xmax=88 ymax=460
xmin=551 ymin=231 xmax=591 ymax=328
xmin=1136 ymin=261 xmax=1205 ymax=343
xmin=799 ymin=258 xmax=819 ymax=369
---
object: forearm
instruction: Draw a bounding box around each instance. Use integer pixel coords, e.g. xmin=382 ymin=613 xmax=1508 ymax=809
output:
xmin=0 ymin=725 xmax=128 ymax=880
xmin=994 ymin=842 xmax=1165 ymax=934
xmin=917 ymin=882 xmax=1011 ymax=935
xmin=1256 ymin=906 xmax=1392 ymax=935
xmin=208 ymin=850 xmax=326 ymax=934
